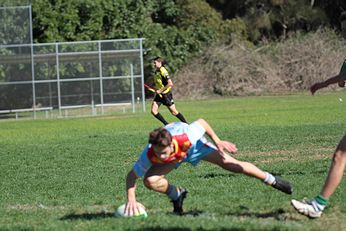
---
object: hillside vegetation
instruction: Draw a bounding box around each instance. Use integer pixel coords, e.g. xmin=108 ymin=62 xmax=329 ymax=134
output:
xmin=174 ymin=29 xmax=346 ymax=98
xmin=1 ymin=0 xmax=346 ymax=97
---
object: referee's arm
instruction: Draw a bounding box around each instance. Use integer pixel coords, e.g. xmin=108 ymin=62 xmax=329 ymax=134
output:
xmin=157 ymin=79 xmax=173 ymax=94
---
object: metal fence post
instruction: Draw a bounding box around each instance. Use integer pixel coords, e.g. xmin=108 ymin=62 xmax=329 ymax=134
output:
xmin=130 ymin=64 xmax=135 ymax=113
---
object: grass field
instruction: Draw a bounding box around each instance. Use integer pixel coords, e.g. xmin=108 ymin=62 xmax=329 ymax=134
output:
xmin=1 ymin=91 xmax=345 ymax=231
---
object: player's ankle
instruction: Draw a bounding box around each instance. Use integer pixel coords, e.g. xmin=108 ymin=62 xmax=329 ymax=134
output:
xmin=315 ymin=194 xmax=328 ymax=207
xmin=166 ymin=184 xmax=181 ymax=200
xmin=263 ymin=172 xmax=275 ymax=185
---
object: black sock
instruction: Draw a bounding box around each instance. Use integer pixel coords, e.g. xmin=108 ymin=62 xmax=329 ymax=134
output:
xmin=166 ymin=184 xmax=180 ymax=201
xmin=176 ymin=113 xmax=187 ymax=123
xmin=154 ymin=113 xmax=168 ymax=125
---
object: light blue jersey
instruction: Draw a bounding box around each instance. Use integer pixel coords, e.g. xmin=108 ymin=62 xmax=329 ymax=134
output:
xmin=133 ymin=121 xmax=217 ymax=177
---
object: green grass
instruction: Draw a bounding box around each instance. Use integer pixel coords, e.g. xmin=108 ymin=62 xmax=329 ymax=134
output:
xmin=1 ymin=91 xmax=345 ymax=231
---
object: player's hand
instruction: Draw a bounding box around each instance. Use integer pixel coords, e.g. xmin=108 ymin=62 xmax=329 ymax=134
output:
xmin=310 ymin=82 xmax=326 ymax=95
xmin=125 ymin=201 xmax=145 ymax=216
xmin=216 ymin=140 xmax=237 ymax=154
xmin=156 ymin=89 xmax=163 ymax=94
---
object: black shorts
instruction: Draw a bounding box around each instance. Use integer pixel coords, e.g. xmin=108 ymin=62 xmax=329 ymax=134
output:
xmin=154 ymin=91 xmax=175 ymax=106
xmin=337 ymin=134 xmax=346 ymax=151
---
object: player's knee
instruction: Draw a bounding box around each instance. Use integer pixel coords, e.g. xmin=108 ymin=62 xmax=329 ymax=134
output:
xmin=171 ymin=111 xmax=178 ymax=116
xmin=143 ymin=176 xmax=160 ymax=189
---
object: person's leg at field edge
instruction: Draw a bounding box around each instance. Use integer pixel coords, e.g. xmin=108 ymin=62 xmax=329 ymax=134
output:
xmin=202 ymin=150 xmax=293 ymax=194
xmin=291 ymin=134 xmax=346 ymax=218
xmin=151 ymin=100 xmax=168 ymax=125
xmin=291 ymin=12 xmax=346 ymax=218
xmin=143 ymin=162 xmax=187 ymax=215
xmin=320 ymin=135 xmax=346 ymax=199
xmin=167 ymin=104 xmax=188 ymax=123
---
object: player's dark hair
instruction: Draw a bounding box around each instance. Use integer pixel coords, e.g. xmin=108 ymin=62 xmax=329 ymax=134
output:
xmin=153 ymin=56 xmax=167 ymax=66
xmin=149 ymin=128 xmax=172 ymax=146
xmin=340 ymin=11 xmax=346 ymax=22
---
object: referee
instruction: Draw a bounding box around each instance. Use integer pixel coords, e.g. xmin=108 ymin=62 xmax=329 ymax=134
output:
xmin=150 ymin=56 xmax=188 ymax=125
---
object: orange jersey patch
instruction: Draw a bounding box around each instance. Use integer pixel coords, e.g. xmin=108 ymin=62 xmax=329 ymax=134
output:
xmin=147 ymin=133 xmax=192 ymax=164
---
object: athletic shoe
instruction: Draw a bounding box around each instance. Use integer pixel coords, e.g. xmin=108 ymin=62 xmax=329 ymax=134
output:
xmin=291 ymin=198 xmax=324 ymax=218
xmin=271 ymin=176 xmax=293 ymax=194
xmin=171 ymin=187 xmax=188 ymax=215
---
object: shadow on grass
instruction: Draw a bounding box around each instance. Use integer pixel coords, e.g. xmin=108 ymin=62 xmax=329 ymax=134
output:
xmin=60 ymin=209 xmax=205 ymax=221
xmin=283 ymin=170 xmax=327 ymax=175
xmin=179 ymin=207 xmax=300 ymax=222
xmin=169 ymin=209 xmax=204 ymax=217
xmin=129 ymin=228 xmax=247 ymax=231
xmin=59 ymin=207 xmax=299 ymax=224
xmin=201 ymin=171 xmax=323 ymax=179
xmin=60 ymin=211 xmax=114 ymax=221
xmin=203 ymin=173 xmax=237 ymax=179
xmin=227 ymin=206 xmax=299 ymax=221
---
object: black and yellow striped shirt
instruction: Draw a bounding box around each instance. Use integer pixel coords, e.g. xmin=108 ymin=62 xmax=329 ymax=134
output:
xmin=154 ymin=66 xmax=172 ymax=94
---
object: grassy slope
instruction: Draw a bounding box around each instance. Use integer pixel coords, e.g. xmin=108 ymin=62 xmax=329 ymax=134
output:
xmin=0 ymin=91 xmax=345 ymax=231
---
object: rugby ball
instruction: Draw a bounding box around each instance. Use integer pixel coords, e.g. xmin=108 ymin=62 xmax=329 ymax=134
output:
xmin=115 ymin=203 xmax=148 ymax=218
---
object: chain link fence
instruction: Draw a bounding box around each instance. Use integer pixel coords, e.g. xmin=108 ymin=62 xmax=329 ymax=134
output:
xmin=0 ymin=5 xmax=146 ymax=119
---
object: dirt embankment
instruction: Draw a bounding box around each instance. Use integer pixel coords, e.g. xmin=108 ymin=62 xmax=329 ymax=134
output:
xmin=173 ymin=29 xmax=346 ymax=99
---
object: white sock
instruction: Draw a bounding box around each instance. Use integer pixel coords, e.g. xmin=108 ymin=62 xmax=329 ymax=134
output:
xmin=263 ymin=172 xmax=276 ymax=185
xmin=311 ymin=199 xmax=326 ymax=212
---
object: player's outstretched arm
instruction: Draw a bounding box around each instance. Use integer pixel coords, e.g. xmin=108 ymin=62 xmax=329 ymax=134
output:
xmin=196 ymin=118 xmax=237 ymax=154
xmin=310 ymin=72 xmax=346 ymax=95
xmin=125 ymin=170 xmax=143 ymax=216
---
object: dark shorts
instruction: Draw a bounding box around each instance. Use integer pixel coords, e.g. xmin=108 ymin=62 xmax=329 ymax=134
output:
xmin=154 ymin=91 xmax=174 ymax=106
xmin=337 ymin=134 xmax=346 ymax=151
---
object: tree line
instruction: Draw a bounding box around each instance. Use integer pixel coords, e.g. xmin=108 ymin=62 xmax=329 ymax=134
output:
xmin=1 ymin=0 xmax=346 ymax=107
xmin=1 ymin=0 xmax=344 ymax=73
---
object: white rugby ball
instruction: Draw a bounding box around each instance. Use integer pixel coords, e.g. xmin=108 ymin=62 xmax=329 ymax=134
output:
xmin=115 ymin=203 xmax=148 ymax=218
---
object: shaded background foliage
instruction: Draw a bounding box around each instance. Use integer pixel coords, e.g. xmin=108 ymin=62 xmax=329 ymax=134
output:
xmin=1 ymin=0 xmax=346 ymax=98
